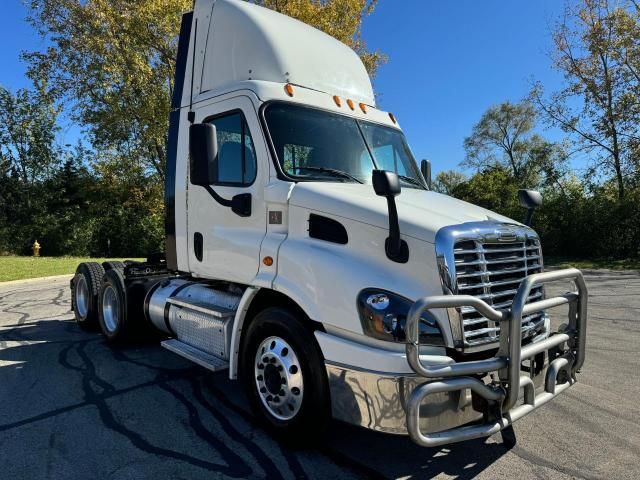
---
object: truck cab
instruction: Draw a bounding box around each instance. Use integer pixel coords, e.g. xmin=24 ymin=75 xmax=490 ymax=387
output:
xmin=71 ymin=0 xmax=588 ymax=447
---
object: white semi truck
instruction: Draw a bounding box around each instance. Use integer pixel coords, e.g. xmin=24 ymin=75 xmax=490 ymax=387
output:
xmin=70 ymin=0 xmax=588 ymax=447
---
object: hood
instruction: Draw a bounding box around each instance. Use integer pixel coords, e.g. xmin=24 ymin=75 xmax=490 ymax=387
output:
xmin=289 ymin=182 xmax=520 ymax=244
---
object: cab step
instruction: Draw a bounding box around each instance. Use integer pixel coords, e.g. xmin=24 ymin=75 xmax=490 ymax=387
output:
xmin=161 ymin=339 xmax=229 ymax=372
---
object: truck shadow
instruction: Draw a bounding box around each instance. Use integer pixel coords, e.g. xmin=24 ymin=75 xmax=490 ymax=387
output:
xmin=0 ymin=318 xmax=508 ymax=480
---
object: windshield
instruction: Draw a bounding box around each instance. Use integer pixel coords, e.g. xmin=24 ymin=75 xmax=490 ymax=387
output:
xmin=264 ymin=103 xmax=426 ymax=189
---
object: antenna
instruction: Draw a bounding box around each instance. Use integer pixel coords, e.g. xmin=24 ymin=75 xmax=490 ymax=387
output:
xmin=188 ymin=18 xmax=198 ymax=123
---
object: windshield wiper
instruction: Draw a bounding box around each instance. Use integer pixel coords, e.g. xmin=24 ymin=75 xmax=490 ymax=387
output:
xmin=293 ymin=166 xmax=364 ymax=184
xmin=397 ymin=174 xmax=425 ymax=188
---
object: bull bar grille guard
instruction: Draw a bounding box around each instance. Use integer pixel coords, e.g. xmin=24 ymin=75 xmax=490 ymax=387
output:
xmin=404 ymin=268 xmax=587 ymax=447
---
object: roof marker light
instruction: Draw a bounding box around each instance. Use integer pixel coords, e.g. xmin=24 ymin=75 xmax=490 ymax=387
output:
xmin=389 ymin=112 xmax=397 ymax=124
xmin=359 ymin=103 xmax=367 ymax=113
xmin=284 ymin=83 xmax=294 ymax=97
xmin=333 ymin=95 xmax=342 ymax=107
xmin=346 ymin=99 xmax=355 ymax=110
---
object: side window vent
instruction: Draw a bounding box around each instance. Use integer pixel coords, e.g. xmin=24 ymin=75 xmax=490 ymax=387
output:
xmin=308 ymin=214 xmax=348 ymax=245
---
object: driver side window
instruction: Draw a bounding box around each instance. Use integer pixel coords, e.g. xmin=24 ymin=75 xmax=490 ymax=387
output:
xmin=208 ymin=112 xmax=256 ymax=186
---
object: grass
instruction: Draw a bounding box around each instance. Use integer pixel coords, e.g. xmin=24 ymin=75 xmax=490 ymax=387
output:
xmin=1 ymin=254 xmax=638 ymax=283
xmin=0 ymin=256 xmax=143 ymax=283
xmin=546 ymin=256 xmax=640 ymax=271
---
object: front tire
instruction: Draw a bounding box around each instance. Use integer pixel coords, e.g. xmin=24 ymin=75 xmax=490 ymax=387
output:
xmin=241 ymin=307 xmax=330 ymax=443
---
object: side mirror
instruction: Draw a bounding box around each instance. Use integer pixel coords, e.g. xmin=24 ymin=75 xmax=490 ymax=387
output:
xmin=189 ymin=123 xmax=218 ymax=185
xmin=420 ymin=159 xmax=432 ymax=189
xmin=518 ymin=189 xmax=543 ymax=226
xmin=372 ymin=170 xmax=408 ymax=263
xmin=372 ymin=169 xmax=401 ymax=197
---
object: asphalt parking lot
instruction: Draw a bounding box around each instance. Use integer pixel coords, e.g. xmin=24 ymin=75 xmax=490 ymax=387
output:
xmin=0 ymin=270 xmax=639 ymax=480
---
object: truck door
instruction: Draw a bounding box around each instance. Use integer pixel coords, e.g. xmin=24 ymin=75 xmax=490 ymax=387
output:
xmin=187 ymin=95 xmax=267 ymax=284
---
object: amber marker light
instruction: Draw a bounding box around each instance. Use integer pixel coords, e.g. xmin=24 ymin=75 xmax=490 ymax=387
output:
xmin=359 ymin=103 xmax=367 ymax=113
xmin=389 ymin=112 xmax=397 ymax=124
xmin=284 ymin=83 xmax=294 ymax=97
xmin=333 ymin=95 xmax=342 ymax=107
xmin=346 ymin=99 xmax=355 ymax=110
xmin=263 ymin=256 xmax=274 ymax=266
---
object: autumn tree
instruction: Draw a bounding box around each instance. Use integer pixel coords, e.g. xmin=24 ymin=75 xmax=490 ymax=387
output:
xmin=254 ymin=0 xmax=386 ymax=76
xmin=531 ymin=0 xmax=640 ymax=200
xmin=25 ymin=0 xmax=192 ymax=183
xmin=25 ymin=0 xmax=385 ymax=187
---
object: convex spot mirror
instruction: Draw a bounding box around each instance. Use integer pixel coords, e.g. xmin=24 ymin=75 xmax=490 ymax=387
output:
xmin=518 ymin=189 xmax=543 ymax=226
xmin=518 ymin=189 xmax=543 ymax=209
xmin=189 ymin=123 xmax=218 ymax=186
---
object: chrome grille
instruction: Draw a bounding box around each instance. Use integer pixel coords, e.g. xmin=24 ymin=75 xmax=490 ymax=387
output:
xmin=453 ymin=238 xmax=545 ymax=346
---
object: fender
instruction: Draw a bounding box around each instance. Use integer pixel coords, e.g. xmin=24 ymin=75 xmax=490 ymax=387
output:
xmin=228 ymin=286 xmax=260 ymax=379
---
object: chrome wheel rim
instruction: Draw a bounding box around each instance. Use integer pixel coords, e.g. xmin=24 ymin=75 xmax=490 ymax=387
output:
xmin=254 ymin=336 xmax=303 ymax=421
xmin=102 ymin=285 xmax=120 ymax=333
xmin=75 ymin=275 xmax=89 ymax=319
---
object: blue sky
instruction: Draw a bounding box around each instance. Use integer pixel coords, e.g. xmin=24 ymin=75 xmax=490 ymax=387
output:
xmin=0 ymin=0 xmax=570 ymax=175
xmin=364 ymin=0 xmax=569 ymax=174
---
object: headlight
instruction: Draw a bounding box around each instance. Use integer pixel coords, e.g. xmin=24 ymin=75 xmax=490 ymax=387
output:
xmin=357 ymin=289 xmax=444 ymax=346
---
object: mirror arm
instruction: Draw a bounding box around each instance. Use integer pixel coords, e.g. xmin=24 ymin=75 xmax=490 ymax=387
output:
xmin=524 ymin=208 xmax=535 ymax=227
xmin=203 ymin=185 xmax=232 ymax=207
xmin=203 ymin=186 xmax=252 ymax=217
xmin=384 ymin=195 xmax=409 ymax=263
xmin=386 ymin=197 xmax=401 ymax=254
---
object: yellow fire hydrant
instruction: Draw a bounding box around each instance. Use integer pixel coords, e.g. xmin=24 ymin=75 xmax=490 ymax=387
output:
xmin=32 ymin=240 xmax=41 ymax=257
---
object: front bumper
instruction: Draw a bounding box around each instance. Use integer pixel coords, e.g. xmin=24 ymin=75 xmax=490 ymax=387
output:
xmin=326 ymin=268 xmax=587 ymax=446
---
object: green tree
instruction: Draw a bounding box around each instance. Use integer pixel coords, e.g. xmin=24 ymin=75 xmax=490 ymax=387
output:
xmin=531 ymin=0 xmax=640 ymax=200
xmin=450 ymin=166 xmax=522 ymax=221
xmin=0 ymin=84 xmax=61 ymax=252
xmin=463 ymin=100 xmax=569 ymax=190
xmin=432 ymin=169 xmax=466 ymax=195
xmin=0 ymin=85 xmax=59 ymax=191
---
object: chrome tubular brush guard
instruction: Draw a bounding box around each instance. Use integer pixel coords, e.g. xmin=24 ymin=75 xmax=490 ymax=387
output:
xmin=405 ymin=268 xmax=587 ymax=447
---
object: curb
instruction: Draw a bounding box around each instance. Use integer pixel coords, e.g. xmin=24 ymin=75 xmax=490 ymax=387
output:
xmin=0 ymin=274 xmax=74 ymax=286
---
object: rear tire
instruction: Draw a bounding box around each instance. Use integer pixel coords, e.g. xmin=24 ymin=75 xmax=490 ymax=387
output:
xmin=240 ymin=307 xmax=331 ymax=444
xmin=102 ymin=261 xmax=125 ymax=272
xmin=98 ymin=268 xmax=135 ymax=345
xmin=71 ymin=262 xmax=105 ymax=331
